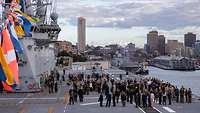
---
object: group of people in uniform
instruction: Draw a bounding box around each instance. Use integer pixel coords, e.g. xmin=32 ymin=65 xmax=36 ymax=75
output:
xmin=66 ymin=73 xmax=192 ymax=108
xmin=40 ymin=70 xmax=65 ymax=94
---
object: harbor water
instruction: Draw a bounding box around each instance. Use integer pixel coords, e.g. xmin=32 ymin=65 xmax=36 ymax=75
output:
xmin=148 ymin=66 xmax=200 ymax=96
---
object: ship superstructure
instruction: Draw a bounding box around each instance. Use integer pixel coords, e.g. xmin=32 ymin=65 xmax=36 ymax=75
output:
xmin=17 ymin=0 xmax=61 ymax=90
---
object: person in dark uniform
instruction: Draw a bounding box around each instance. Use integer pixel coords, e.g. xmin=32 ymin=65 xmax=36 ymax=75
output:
xmin=162 ymin=91 xmax=167 ymax=105
xmin=180 ymin=86 xmax=184 ymax=103
xmin=175 ymin=87 xmax=179 ymax=103
xmin=73 ymin=89 xmax=78 ymax=102
xmin=120 ymin=74 xmax=122 ymax=80
xmin=167 ymin=89 xmax=172 ymax=105
xmin=158 ymin=89 xmax=162 ymax=105
xmin=115 ymin=89 xmax=120 ymax=103
xmin=78 ymin=88 xmax=84 ymax=102
xmin=188 ymin=88 xmax=192 ymax=103
xmin=54 ymin=81 xmax=58 ymax=93
xmin=135 ymin=92 xmax=139 ymax=108
xmin=98 ymin=93 xmax=104 ymax=107
xmin=69 ymin=89 xmax=74 ymax=105
xmin=185 ymin=89 xmax=188 ymax=103
xmin=56 ymin=72 xmax=60 ymax=81
xmin=63 ymin=69 xmax=65 ymax=75
xmin=48 ymin=78 xmax=54 ymax=94
xmin=142 ymin=92 xmax=147 ymax=108
xmin=106 ymin=92 xmax=111 ymax=107
xmin=62 ymin=75 xmax=65 ymax=81
xmin=129 ymin=89 xmax=134 ymax=104
xmin=121 ymin=91 xmax=127 ymax=107
xmin=112 ymin=93 xmax=116 ymax=107
xmin=138 ymin=90 xmax=141 ymax=107
xmin=126 ymin=88 xmax=130 ymax=102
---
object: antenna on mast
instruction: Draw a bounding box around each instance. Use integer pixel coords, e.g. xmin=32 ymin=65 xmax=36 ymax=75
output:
xmin=50 ymin=0 xmax=58 ymax=24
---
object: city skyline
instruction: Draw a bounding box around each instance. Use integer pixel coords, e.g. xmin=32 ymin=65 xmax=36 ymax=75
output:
xmin=57 ymin=0 xmax=200 ymax=47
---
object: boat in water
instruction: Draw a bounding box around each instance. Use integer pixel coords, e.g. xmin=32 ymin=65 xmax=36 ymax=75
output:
xmin=13 ymin=0 xmax=61 ymax=90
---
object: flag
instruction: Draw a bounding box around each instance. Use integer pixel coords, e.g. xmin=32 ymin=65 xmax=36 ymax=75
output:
xmin=15 ymin=0 xmax=20 ymax=4
xmin=15 ymin=14 xmax=32 ymax=36
xmin=14 ymin=25 xmax=24 ymax=36
xmin=5 ymin=0 xmax=12 ymax=3
xmin=19 ymin=0 xmax=25 ymax=12
xmin=0 ymin=64 xmax=6 ymax=82
xmin=2 ymin=81 xmax=13 ymax=92
xmin=1 ymin=27 xmax=19 ymax=84
xmin=14 ymin=8 xmax=40 ymax=23
xmin=7 ymin=19 xmax=23 ymax=53
xmin=0 ymin=46 xmax=14 ymax=85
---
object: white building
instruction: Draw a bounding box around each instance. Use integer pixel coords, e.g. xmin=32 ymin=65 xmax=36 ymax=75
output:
xmin=153 ymin=56 xmax=196 ymax=70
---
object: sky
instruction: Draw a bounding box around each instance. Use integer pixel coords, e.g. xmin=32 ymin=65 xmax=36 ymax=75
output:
xmin=56 ymin=0 xmax=200 ymax=47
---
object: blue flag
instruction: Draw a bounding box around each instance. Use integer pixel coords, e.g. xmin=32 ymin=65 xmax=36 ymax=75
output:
xmin=0 ymin=64 xmax=6 ymax=82
xmin=7 ymin=22 xmax=23 ymax=53
xmin=16 ymin=15 xmax=32 ymax=36
xmin=20 ymin=0 xmax=25 ymax=12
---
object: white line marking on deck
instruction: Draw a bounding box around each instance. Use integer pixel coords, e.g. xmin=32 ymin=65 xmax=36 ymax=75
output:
xmin=0 ymin=96 xmax=99 ymax=100
xmin=153 ymin=107 xmax=163 ymax=113
xmin=163 ymin=107 xmax=176 ymax=113
xmin=138 ymin=107 xmax=146 ymax=113
xmin=18 ymin=100 xmax=25 ymax=104
xmin=80 ymin=102 xmax=100 ymax=106
xmin=132 ymin=102 xmax=146 ymax=113
xmin=84 ymin=96 xmax=99 ymax=99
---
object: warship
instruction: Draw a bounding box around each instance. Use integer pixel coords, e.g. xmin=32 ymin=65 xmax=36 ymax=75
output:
xmin=13 ymin=0 xmax=61 ymax=90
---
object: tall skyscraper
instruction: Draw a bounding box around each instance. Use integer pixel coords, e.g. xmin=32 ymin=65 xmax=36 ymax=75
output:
xmin=158 ymin=35 xmax=165 ymax=55
xmin=78 ymin=17 xmax=86 ymax=53
xmin=147 ymin=31 xmax=159 ymax=54
xmin=184 ymin=32 xmax=196 ymax=48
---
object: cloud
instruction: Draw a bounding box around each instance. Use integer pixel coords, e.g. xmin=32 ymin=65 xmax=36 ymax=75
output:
xmin=56 ymin=0 xmax=200 ymax=30
xmin=56 ymin=0 xmax=200 ymax=47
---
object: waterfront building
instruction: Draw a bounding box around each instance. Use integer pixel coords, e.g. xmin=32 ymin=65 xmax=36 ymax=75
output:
xmin=184 ymin=32 xmax=196 ymax=48
xmin=78 ymin=17 xmax=86 ymax=53
xmin=153 ymin=56 xmax=196 ymax=70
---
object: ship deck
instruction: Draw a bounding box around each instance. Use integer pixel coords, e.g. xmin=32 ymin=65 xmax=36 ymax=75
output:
xmin=0 ymin=70 xmax=200 ymax=113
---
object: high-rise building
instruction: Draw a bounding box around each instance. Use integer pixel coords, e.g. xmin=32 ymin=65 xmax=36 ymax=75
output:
xmin=158 ymin=35 xmax=165 ymax=55
xmin=147 ymin=31 xmax=159 ymax=54
xmin=184 ymin=32 xmax=196 ymax=48
xmin=195 ymin=40 xmax=200 ymax=56
xmin=78 ymin=17 xmax=86 ymax=53
xmin=166 ymin=40 xmax=179 ymax=55
xmin=146 ymin=31 xmax=166 ymax=55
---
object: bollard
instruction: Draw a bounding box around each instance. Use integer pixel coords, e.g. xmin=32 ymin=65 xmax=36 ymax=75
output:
xmin=48 ymin=107 xmax=54 ymax=113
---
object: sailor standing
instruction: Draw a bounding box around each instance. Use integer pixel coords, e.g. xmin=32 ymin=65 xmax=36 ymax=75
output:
xmin=98 ymin=93 xmax=104 ymax=107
